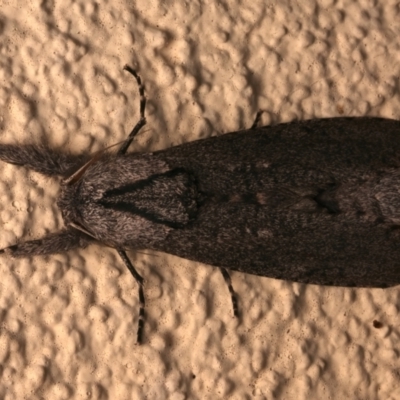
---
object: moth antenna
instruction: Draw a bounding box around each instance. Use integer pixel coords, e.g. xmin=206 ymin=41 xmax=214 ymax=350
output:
xmin=65 ymin=65 xmax=149 ymax=185
xmin=63 ymin=140 xmax=125 ymax=185
xmin=68 ymin=222 xmax=97 ymax=239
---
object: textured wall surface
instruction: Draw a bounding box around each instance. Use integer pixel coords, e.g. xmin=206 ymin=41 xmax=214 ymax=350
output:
xmin=1 ymin=0 xmax=400 ymax=399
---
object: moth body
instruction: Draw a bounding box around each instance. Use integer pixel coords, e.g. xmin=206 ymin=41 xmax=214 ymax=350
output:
xmin=2 ymin=66 xmax=400 ymax=342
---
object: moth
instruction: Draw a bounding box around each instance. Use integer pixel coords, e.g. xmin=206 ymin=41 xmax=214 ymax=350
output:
xmin=2 ymin=66 xmax=400 ymax=343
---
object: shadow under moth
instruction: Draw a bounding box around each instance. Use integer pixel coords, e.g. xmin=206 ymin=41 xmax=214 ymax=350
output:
xmin=1 ymin=66 xmax=400 ymax=343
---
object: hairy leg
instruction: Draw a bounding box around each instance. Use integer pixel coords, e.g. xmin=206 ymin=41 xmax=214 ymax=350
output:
xmin=0 ymin=144 xmax=86 ymax=177
xmin=0 ymin=229 xmax=91 ymax=257
xmin=117 ymin=65 xmax=147 ymax=155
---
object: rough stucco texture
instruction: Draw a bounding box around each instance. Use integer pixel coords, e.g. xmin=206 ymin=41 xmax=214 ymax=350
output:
xmin=1 ymin=0 xmax=400 ymax=399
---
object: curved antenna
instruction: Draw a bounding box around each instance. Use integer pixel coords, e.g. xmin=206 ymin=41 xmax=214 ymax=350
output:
xmin=68 ymin=221 xmax=97 ymax=239
xmin=63 ymin=140 xmax=125 ymax=185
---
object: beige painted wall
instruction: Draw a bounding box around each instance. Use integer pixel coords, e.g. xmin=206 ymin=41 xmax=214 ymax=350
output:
xmin=0 ymin=0 xmax=400 ymax=398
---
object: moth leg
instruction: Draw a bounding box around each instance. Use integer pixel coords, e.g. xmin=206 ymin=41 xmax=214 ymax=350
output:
xmin=219 ymin=267 xmax=239 ymax=318
xmin=117 ymin=249 xmax=145 ymax=344
xmin=0 ymin=229 xmax=91 ymax=257
xmin=250 ymin=110 xmax=264 ymax=129
xmin=117 ymin=65 xmax=147 ymax=155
